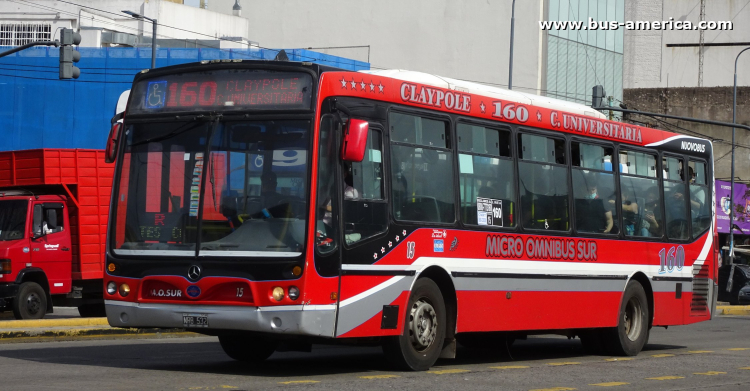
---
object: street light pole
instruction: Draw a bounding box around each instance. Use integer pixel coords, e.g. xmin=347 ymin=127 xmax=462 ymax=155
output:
xmin=122 ymin=10 xmax=157 ymax=69
xmin=508 ymin=0 xmax=516 ymax=90
xmin=729 ymin=46 xmax=750 ymax=264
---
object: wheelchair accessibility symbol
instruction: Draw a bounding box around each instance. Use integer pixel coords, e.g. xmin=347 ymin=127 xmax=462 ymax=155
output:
xmin=145 ymin=81 xmax=168 ymax=109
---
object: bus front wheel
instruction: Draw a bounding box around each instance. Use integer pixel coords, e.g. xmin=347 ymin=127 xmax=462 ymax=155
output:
xmin=218 ymin=335 xmax=277 ymax=363
xmin=383 ymin=277 xmax=446 ymax=371
xmin=605 ymin=280 xmax=650 ymax=356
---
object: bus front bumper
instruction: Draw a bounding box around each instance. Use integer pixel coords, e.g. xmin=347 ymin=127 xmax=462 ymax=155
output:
xmin=104 ymin=300 xmax=336 ymax=338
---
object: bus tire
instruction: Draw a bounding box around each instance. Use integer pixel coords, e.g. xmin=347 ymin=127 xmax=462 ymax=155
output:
xmin=383 ymin=277 xmax=446 ymax=371
xmin=605 ymin=280 xmax=649 ymax=356
xmin=218 ymin=335 xmax=277 ymax=363
xmin=12 ymin=282 xmax=47 ymax=320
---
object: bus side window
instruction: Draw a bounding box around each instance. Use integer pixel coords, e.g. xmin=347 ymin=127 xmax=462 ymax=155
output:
xmin=457 ymin=123 xmax=515 ymax=227
xmin=389 ymin=112 xmax=455 ymax=223
xmin=517 ymin=133 xmax=569 ymax=231
xmin=571 ymin=142 xmax=617 ymax=235
xmin=663 ymin=156 xmax=689 ymax=240
xmin=618 ymin=150 xmax=661 ymax=238
xmin=344 ymin=129 xmax=387 ymax=245
xmin=689 ymin=160 xmax=710 ymax=238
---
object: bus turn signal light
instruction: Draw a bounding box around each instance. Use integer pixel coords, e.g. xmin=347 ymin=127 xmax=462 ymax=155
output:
xmin=292 ymin=266 xmax=302 ymax=276
xmin=107 ymin=263 xmax=116 ymax=273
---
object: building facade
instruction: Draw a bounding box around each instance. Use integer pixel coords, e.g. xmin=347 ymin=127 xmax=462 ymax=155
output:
xmin=0 ymin=0 xmax=251 ymax=49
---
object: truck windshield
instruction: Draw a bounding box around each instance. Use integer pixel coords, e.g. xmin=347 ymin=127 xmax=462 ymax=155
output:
xmin=0 ymin=200 xmax=28 ymax=241
xmin=112 ymin=119 xmax=311 ymax=257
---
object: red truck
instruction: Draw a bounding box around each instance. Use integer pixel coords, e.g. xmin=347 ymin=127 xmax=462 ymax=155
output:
xmin=0 ymin=149 xmax=112 ymax=319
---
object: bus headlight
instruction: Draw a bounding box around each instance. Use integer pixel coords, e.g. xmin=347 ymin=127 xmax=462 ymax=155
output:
xmin=107 ymin=282 xmax=117 ymax=295
xmin=288 ymin=286 xmax=300 ymax=300
xmin=272 ymin=287 xmax=284 ymax=301
xmin=119 ymin=283 xmax=131 ymax=297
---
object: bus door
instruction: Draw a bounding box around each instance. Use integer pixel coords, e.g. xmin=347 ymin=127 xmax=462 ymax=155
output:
xmin=335 ymin=124 xmax=405 ymax=338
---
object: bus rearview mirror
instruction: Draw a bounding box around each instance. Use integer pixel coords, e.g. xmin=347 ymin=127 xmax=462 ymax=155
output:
xmin=105 ymin=123 xmax=122 ymax=164
xmin=341 ymin=118 xmax=369 ymax=162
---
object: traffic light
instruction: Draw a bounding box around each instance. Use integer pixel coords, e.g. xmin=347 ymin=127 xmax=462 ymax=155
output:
xmin=59 ymin=28 xmax=81 ymax=79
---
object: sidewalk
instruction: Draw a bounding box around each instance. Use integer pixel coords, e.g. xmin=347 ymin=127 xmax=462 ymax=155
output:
xmin=0 ymin=318 xmax=196 ymax=343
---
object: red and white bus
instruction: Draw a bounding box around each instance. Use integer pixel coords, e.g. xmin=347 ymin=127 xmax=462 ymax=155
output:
xmin=104 ymin=60 xmax=717 ymax=370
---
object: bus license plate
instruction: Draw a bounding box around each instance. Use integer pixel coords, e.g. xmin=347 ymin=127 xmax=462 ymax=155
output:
xmin=183 ymin=314 xmax=209 ymax=328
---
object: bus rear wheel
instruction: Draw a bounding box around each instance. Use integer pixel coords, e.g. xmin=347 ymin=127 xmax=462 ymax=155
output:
xmin=218 ymin=335 xmax=277 ymax=363
xmin=604 ymin=280 xmax=649 ymax=356
xmin=383 ymin=277 xmax=446 ymax=371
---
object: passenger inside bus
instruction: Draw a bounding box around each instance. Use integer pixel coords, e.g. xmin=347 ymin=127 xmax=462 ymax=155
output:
xmin=575 ymin=180 xmax=613 ymax=233
xmin=639 ymin=187 xmax=662 ymax=237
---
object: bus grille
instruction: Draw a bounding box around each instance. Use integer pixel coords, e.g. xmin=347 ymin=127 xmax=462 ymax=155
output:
xmin=691 ymin=262 xmax=710 ymax=315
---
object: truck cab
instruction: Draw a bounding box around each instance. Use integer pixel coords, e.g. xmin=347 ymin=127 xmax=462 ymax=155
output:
xmin=0 ymin=194 xmax=72 ymax=319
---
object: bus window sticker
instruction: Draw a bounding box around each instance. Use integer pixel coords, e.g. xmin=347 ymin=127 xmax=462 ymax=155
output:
xmin=477 ymin=197 xmax=503 ymax=227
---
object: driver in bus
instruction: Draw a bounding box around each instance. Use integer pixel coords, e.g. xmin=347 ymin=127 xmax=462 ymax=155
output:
xmin=260 ymin=171 xmax=283 ymax=208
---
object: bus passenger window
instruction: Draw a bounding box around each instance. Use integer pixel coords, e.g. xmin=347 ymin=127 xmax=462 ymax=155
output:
xmin=619 ymin=150 xmax=661 ymax=238
xmin=662 ymin=156 xmax=689 ymax=240
xmin=344 ymin=129 xmax=387 ymax=245
xmin=457 ymin=124 xmax=515 ymax=227
xmin=571 ymin=142 xmax=617 ymax=234
xmin=389 ymin=112 xmax=454 ymax=223
xmin=689 ymin=160 xmax=710 ymax=238
xmin=518 ymin=133 xmax=568 ymax=231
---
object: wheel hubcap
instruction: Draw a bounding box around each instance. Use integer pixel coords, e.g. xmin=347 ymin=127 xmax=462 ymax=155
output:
xmin=624 ymin=298 xmax=643 ymax=342
xmin=27 ymin=292 xmax=41 ymax=315
xmin=409 ymin=299 xmax=437 ymax=351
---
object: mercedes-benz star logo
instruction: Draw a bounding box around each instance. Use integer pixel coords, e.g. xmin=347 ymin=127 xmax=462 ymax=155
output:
xmin=187 ymin=265 xmax=202 ymax=281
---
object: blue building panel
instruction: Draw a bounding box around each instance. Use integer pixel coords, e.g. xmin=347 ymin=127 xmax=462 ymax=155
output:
xmin=0 ymin=47 xmax=369 ymax=152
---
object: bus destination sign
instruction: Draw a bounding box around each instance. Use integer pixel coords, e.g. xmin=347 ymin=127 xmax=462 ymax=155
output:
xmin=130 ymin=70 xmax=313 ymax=114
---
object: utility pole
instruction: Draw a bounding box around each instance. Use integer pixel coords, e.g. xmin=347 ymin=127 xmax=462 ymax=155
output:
xmin=508 ymin=0 xmax=516 ymax=90
xmin=698 ymin=0 xmax=706 ymax=87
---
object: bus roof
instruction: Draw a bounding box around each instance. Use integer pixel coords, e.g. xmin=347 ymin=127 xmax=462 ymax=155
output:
xmin=361 ymin=69 xmax=607 ymax=120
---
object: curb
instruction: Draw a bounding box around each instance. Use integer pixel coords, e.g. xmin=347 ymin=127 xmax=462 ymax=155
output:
xmin=716 ymin=305 xmax=750 ymax=316
xmin=0 ymin=318 xmax=109 ymax=329
xmin=0 ymin=326 xmax=196 ymax=343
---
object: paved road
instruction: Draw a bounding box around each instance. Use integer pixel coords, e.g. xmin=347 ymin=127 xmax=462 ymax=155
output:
xmin=0 ymin=316 xmax=748 ymax=391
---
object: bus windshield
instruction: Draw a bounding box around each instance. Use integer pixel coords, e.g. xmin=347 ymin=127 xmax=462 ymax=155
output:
xmin=0 ymin=200 xmax=27 ymax=241
xmin=112 ymin=119 xmax=311 ymax=257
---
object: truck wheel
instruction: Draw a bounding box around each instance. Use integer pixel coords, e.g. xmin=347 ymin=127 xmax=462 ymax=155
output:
xmin=12 ymin=282 xmax=47 ymax=320
xmin=382 ymin=278 xmax=446 ymax=371
xmin=218 ymin=335 xmax=277 ymax=363
xmin=604 ymin=280 xmax=650 ymax=356
xmin=78 ymin=304 xmax=106 ymax=318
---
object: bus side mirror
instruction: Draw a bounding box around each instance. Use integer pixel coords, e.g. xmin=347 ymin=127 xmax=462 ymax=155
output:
xmin=105 ymin=122 xmax=122 ymax=164
xmin=341 ymin=118 xmax=368 ymax=162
